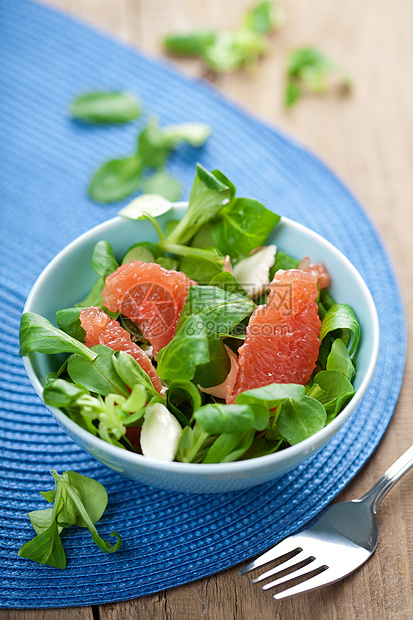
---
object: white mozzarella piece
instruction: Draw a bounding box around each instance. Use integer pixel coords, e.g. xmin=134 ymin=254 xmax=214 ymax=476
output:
xmin=140 ymin=403 xmax=182 ymax=461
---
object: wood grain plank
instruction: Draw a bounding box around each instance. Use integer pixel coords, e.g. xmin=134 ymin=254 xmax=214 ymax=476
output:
xmin=9 ymin=1 xmax=413 ymax=618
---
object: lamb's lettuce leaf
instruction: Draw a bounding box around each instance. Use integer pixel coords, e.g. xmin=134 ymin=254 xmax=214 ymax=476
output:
xmin=180 ymin=285 xmax=256 ymax=337
xmin=163 ymin=164 xmax=232 ymax=246
xmin=157 ymin=314 xmax=210 ymax=382
xmin=276 ymin=396 xmax=326 ymax=445
xmin=19 ymin=313 xmax=96 ymax=361
xmin=208 ymin=197 xmax=280 ymax=259
xmin=67 ymin=345 xmax=129 ymax=397
xmin=320 ymin=304 xmax=360 ymax=355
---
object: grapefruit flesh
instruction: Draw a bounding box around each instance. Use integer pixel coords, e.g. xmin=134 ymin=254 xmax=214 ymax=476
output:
xmin=298 ymin=256 xmax=330 ymax=289
xmin=230 ymin=269 xmax=321 ymax=401
xmin=102 ymin=261 xmax=195 ymax=356
xmin=79 ymin=306 xmax=162 ymax=393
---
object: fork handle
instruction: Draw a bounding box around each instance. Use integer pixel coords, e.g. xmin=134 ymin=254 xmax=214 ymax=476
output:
xmin=359 ymin=445 xmax=413 ymax=513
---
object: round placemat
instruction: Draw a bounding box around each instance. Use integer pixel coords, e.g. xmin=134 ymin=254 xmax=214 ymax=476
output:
xmin=0 ymin=0 xmax=406 ymax=609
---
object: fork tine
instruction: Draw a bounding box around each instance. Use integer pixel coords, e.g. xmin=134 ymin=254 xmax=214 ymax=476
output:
xmin=272 ymin=567 xmax=332 ymax=600
xmin=239 ymin=538 xmax=302 ymax=575
xmin=252 ymin=550 xmax=310 ymax=583
xmin=262 ymin=561 xmax=327 ymax=591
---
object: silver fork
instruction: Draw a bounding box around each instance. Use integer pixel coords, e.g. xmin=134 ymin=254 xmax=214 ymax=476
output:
xmin=240 ymin=445 xmax=413 ymax=599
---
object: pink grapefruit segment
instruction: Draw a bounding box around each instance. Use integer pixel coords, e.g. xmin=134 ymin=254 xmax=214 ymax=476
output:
xmin=102 ymin=261 xmax=196 ymax=356
xmin=230 ymin=269 xmax=321 ymax=401
xmin=79 ymin=306 xmax=162 ymax=393
xmin=298 ymin=256 xmax=331 ymax=289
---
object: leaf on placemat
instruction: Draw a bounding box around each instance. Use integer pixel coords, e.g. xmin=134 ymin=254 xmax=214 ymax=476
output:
xmin=71 ymin=91 xmax=141 ymax=123
xmin=18 ymin=470 xmax=122 ymax=569
xmin=89 ymin=156 xmax=143 ymax=203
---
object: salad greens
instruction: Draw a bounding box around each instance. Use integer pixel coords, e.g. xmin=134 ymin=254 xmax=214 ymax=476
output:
xmin=56 ymin=307 xmax=85 ymax=342
xmin=157 ymin=315 xmax=210 ymax=382
xmin=191 ymin=197 xmax=280 ymax=260
xmin=89 ymin=155 xmax=143 ymax=204
xmin=19 ymin=163 xmax=362 ymax=464
xmin=285 ymin=47 xmax=351 ymax=108
xmin=91 ymin=240 xmax=120 ymax=279
xmin=70 ymin=88 xmax=211 ymax=204
xmin=320 ymin=303 xmax=360 ymax=355
xmin=88 ymin=119 xmax=211 ymax=204
xmin=179 ymin=285 xmax=256 ymax=337
xmin=18 ymin=470 xmax=122 ymax=569
xmin=66 ymin=345 xmax=130 ymax=398
xmin=20 ymin=313 xmax=96 ymax=361
xmin=140 ymin=170 xmax=182 ymax=202
xmin=276 ymin=396 xmax=326 ymax=445
xmin=71 ymin=91 xmax=141 ymax=124
xmin=164 ymin=1 xmax=282 ymax=73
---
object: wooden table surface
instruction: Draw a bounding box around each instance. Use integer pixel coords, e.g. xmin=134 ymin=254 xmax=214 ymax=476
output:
xmin=3 ymin=1 xmax=413 ymax=618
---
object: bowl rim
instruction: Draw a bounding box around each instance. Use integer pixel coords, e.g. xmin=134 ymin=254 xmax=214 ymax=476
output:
xmin=23 ymin=209 xmax=380 ymax=475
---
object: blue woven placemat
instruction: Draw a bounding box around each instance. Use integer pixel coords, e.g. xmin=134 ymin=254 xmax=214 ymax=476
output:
xmin=0 ymin=0 xmax=406 ymax=609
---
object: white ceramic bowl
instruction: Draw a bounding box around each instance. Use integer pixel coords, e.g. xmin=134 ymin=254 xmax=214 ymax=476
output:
xmin=23 ymin=205 xmax=380 ymax=493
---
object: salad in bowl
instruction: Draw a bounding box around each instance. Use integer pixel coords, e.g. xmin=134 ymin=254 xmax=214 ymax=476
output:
xmin=20 ymin=164 xmax=379 ymax=492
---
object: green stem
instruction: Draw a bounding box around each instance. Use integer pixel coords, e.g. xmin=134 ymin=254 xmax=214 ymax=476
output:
xmin=142 ymin=211 xmax=165 ymax=241
xmin=50 ymin=471 xmax=64 ymax=520
xmin=163 ymin=243 xmax=224 ymax=264
xmin=183 ymin=428 xmax=210 ymax=462
xmin=162 ymin=212 xmax=189 ymax=245
xmin=63 ymin=483 xmax=122 ymax=553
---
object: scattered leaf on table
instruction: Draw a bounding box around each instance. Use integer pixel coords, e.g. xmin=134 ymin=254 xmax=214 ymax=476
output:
xmin=71 ymin=91 xmax=141 ymax=123
xmin=89 ymin=155 xmax=143 ymax=203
